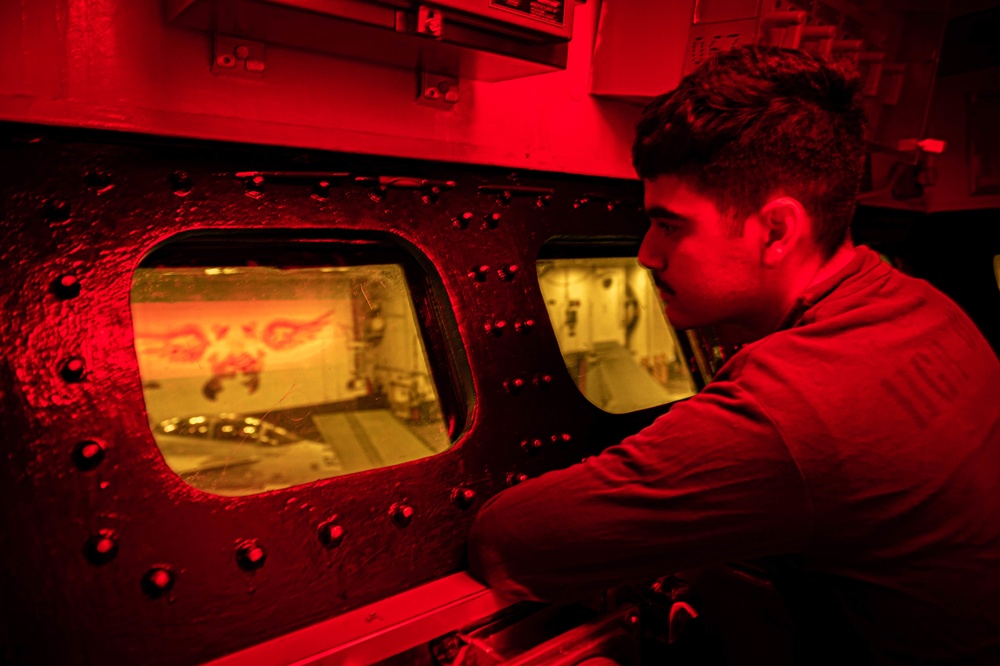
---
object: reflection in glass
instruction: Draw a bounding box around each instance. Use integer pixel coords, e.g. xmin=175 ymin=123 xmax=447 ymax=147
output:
xmin=131 ymin=264 xmax=450 ymax=496
xmin=537 ymin=258 xmax=697 ymax=413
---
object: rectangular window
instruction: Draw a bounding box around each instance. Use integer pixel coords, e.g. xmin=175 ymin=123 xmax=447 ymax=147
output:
xmin=536 ymin=255 xmax=697 ymax=413
xmin=131 ymin=234 xmax=460 ymax=496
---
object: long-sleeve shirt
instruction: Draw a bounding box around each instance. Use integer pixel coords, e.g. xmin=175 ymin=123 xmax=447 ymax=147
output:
xmin=467 ymin=246 xmax=1000 ymax=664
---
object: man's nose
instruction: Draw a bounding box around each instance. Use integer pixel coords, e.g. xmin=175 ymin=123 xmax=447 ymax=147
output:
xmin=637 ymin=230 xmax=662 ymax=271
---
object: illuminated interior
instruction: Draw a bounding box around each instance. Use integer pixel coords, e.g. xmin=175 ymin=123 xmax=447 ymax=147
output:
xmin=536 ymin=257 xmax=697 ymax=413
xmin=131 ymin=250 xmax=452 ymax=496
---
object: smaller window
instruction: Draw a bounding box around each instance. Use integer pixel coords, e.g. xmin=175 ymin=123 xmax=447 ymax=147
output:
xmin=537 ymin=255 xmax=697 ymax=413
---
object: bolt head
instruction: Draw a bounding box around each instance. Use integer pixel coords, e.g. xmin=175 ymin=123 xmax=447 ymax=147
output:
xmin=141 ymin=566 xmax=175 ymax=598
xmin=318 ymin=520 xmax=344 ymax=548
xmin=83 ymin=530 xmax=118 ymax=566
xmin=60 ymin=357 xmax=85 ymax=383
xmin=390 ymin=503 xmax=414 ymax=527
xmin=44 ymin=199 xmax=70 ymax=222
xmin=451 ymin=487 xmax=476 ymax=509
xmin=72 ymin=439 xmax=106 ymax=471
xmin=51 ymin=274 xmax=81 ymax=300
xmin=235 ymin=539 xmax=267 ymax=571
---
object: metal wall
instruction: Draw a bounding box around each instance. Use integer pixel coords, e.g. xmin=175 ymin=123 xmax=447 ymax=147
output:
xmin=0 ymin=123 xmax=664 ymax=664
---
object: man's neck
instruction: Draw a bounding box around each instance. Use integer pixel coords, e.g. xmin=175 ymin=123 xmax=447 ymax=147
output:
xmin=805 ymin=241 xmax=857 ymax=292
xmin=717 ymin=241 xmax=858 ymax=347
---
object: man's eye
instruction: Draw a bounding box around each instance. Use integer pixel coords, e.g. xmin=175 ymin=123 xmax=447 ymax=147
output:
xmin=654 ymin=221 xmax=678 ymax=234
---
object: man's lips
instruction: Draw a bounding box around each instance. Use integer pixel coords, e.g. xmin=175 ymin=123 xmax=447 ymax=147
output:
xmin=655 ymin=280 xmax=675 ymax=297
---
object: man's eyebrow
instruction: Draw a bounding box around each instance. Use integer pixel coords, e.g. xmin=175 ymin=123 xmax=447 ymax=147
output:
xmin=644 ymin=206 xmax=687 ymax=220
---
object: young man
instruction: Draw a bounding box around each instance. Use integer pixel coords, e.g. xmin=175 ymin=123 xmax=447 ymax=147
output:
xmin=467 ymin=46 xmax=1000 ymax=664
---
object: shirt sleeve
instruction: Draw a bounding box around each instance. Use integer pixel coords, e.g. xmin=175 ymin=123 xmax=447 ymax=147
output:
xmin=466 ymin=380 xmax=815 ymax=602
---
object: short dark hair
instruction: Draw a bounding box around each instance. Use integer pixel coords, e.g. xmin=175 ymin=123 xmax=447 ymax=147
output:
xmin=632 ymin=46 xmax=867 ymax=258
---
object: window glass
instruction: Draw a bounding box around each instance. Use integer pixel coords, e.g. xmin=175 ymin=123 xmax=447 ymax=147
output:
xmin=537 ymin=257 xmax=697 ymax=413
xmin=132 ymin=253 xmax=452 ymax=496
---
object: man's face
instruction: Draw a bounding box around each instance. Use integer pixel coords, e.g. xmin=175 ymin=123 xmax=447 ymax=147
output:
xmin=639 ymin=175 xmax=764 ymax=331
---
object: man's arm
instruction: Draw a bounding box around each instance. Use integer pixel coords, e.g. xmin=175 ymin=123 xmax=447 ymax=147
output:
xmin=467 ymin=381 xmax=814 ymax=602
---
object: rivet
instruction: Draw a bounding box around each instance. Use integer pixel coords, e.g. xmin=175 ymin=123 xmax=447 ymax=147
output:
xmin=389 ymin=503 xmax=414 ymax=527
xmin=485 ymin=319 xmax=507 ymax=336
xmin=141 ymin=566 xmax=175 ymax=598
xmin=453 ymin=211 xmax=474 ymax=229
xmin=498 ymin=264 xmax=519 ymax=281
xmin=573 ymin=197 xmax=589 ymax=209
xmin=451 ymin=487 xmax=476 ymax=509
xmin=504 ymin=377 xmax=525 ymax=395
xmin=243 ymin=175 xmax=265 ymax=198
xmin=234 ymin=44 xmax=251 ymax=60
xmin=84 ymin=168 xmax=112 ymax=189
xmin=506 ymin=472 xmax=528 ymax=486
xmin=170 ymin=170 xmax=192 ymax=195
xmin=51 ymin=274 xmax=81 ymax=300
xmin=483 ymin=212 xmax=501 ymax=229
xmin=468 ymin=265 xmax=489 ymax=282
xmin=60 ymin=357 xmax=86 ymax=383
xmin=607 ymin=200 xmax=621 ymax=212
xmin=514 ymin=318 xmax=535 ymax=334
xmin=550 ymin=432 xmax=572 ymax=444
xmin=235 ymin=539 xmax=267 ymax=571
xmin=532 ymin=373 xmax=553 ymax=390
xmin=498 ymin=190 xmax=512 ymax=205
xmin=536 ymin=194 xmax=552 ymax=208
xmin=317 ymin=519 xmax=344 ymax=548
xmin=421 ymin=186 xmax=441 ymax=205
xmin=44 ymin=199 xmax=70 ymax=222
xmin=72 ymin=439 xmax=106 ymax=470
xmin=312 ymin=180 xmax=331 ymax=200
xmin=83 ymin=530 xmax=118 ymax=566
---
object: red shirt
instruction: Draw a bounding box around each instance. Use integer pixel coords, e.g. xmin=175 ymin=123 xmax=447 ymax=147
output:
xmin=468 ymin=247 xmax=1000 ymax=664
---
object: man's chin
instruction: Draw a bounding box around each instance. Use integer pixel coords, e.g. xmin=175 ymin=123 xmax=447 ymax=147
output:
xmin=663 ymin=308 xmax=702 ymax=331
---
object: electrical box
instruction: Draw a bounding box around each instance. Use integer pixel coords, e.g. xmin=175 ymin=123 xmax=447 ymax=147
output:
xmin=165 ymin=0 xmax=577 ymax=81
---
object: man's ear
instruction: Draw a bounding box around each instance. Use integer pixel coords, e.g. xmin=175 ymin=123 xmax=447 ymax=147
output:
xmin=758 ymin=196 xmax=808 ymax=267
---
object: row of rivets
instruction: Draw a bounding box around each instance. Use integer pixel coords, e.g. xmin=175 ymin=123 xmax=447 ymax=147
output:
xmin=468 ymin=263 xmax=519 ymax=282
xmin=39 ymin=171 xmax=623 ymax=219
xmin=504 ymin=373 xmax=553 ymax=395
xmin=451 ymin=212 xmax=503 ymax=230
xmin=484 ymin=317 xmax=535 ymax=336
xmin=573 ymin=195 xmax=623 ymax=212
xmin=520 ymin=432 xmax=573 ymax=453
xmin=476 ymin=185 xmax=554 ymax=209
xmin=79 ymin=487 xmax=478 ymax=588
xmin=82 ymin=533 xmax=175 ymax=598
